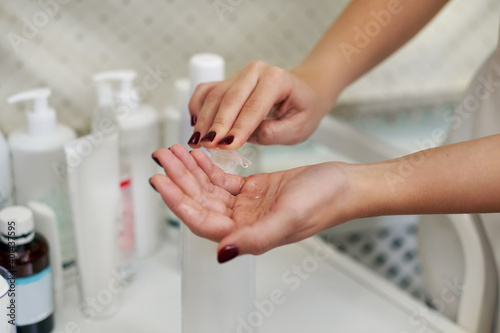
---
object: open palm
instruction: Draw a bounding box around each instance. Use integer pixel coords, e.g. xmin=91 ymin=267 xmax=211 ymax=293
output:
xmin=151 ymin=145 xmax=352 ymax=259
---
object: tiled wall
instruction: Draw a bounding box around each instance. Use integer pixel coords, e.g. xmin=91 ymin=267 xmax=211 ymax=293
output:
xmin=0 ymin=0 xmax=498 ymax=134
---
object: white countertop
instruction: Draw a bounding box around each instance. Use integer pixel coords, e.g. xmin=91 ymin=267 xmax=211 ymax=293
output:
xmin=55 ymin=237 xmax=464 ymax=333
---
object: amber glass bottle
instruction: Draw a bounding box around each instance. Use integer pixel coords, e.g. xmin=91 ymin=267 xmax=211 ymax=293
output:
xmin=0 ymin=206 xmax=54 ymax=333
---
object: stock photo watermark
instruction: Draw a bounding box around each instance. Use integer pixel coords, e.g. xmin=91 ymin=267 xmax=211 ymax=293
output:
xmin=52 ymin=268 xmax=129 ymax=333
xmin=226 ymin=243 xmax=335 ymax=333
xmin=403 ymin=277 xmax=466 ymax=333
xmin=7 ymin=0 xmax=73 ymax=54
xmin=384 ymin=61 xmax=500 ymax=192
xmin=213 ymin=0 xmax=244 ymax=21
xmin=51 ymin=64 xmax=170 ymax=181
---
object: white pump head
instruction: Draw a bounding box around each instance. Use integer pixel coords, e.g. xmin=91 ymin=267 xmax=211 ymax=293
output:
xmin=93 ymin=70 xmax=138 ymax=108
xmin=7 ymin=88 xmax=56 ymax=136
xmin=189 ymin=53 xmax=225 ymax=90
xmin=92 ymin=75 xmax=114 ymax=107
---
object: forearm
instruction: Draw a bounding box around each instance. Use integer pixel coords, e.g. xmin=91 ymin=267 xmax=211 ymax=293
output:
xmin=293 ymin=0 xmax=449 ymax=111
xmin=349 ymin=134 xmax=500 ymax=219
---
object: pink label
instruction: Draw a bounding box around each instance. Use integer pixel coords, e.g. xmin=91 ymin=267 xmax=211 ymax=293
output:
xmin=120 ymin=178 xmax=135 ymax=253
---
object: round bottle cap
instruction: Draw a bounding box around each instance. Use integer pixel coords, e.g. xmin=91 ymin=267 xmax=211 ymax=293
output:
xmin=189 ymin=53 xmax=225 ymax=89
xmin=0 ymin=206 xmax=35 ymax=245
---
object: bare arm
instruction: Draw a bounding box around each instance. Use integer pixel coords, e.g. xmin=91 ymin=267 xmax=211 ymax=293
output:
xmin=295 ymin=0 xmax=450 ymax=109
xmin=353 ymin=134 xmax=500 ymax=219
xmin=151 ymin=134 xmax=500 ymax=262
xmin=189 ymin=0 xmax=450 ymax=148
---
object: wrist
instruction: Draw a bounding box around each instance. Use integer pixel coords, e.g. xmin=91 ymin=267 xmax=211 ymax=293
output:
xmin=342 ymin=162 xmax=396 ymax=221
xmin=290 ymin=64 xmax=344 ymax=116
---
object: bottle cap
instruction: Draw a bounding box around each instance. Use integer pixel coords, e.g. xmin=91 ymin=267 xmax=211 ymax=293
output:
xmin=189 ymin=53 xmax=225 ymax=89
xmin=7 ymin=88 xmax=56 ymax=136
xmin=174 ymin=78 xmax=190 ymax=111
xmin=0 ymin=206 xmax=35 ymax=245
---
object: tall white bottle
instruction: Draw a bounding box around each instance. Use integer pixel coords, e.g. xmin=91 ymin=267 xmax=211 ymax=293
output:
xmin=182 ymin=53 xmax=255 ymax=333
xmin=0 ymin=130 xmax=12 ymax=211
xmin=7 ymin=88 xmax=77 ymax=278
xmin=164 ymin=78 xmax=190 ymax=149
xmin=93 ymin=70 xmax=162 ymax=259
xmin=92 ymin=73 xmax=137 ymax=279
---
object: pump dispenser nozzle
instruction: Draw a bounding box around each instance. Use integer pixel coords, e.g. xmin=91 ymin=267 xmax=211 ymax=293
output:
xmin=93 ymin=70 xmax=138 ymax=109
xmin=7 ymin=88 xmax=56 ymax=136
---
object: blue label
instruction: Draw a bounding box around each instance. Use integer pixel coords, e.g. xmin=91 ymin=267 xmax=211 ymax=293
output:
xmin=16 ymin=267 xmax=51 ymax=286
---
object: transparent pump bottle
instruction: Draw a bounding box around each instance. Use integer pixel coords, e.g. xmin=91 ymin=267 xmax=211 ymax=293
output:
xmin=92 ymin=73 xmax=137 ymax=280
xmin=182 ymin=53 xmax=256 ymax=333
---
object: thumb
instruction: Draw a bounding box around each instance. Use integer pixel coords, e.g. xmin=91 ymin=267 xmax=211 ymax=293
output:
xmin=249 ymin=112 xmax=317 ymax=146
xmin=216 ymin=209 xmax=296 ymax=263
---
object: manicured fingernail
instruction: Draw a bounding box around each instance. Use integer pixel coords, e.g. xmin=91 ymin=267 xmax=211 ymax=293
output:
xmin=219 ymin=135 xmax=234 ymax=145
xmin=191 ymin=115 xmax=197 ymax=126
xmin=201 ymin=131 xmax=216 ymax=142
xmin=217 ymin=245 xmax=239 ymax=264
xmin=188 ymin=132 xmax=201 ymax=145
xmin=149 ymin=178 xmax=158 ymax=192
xmin=151 ymin=154 xmax=161 ymax=167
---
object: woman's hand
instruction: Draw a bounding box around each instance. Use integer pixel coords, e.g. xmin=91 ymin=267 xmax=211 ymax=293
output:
xmin=187 ymin=61 xmax=329 ymax=150
xmin=150 ymin=145 xmax=356 ymax=263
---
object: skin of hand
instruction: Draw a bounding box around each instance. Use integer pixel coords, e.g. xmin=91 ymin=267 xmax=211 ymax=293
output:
xmin=188 ymin=62 xmax=326 ymax=149
xmin=188 ymin=0 xmax=449 ymax=150
xmin=151 ymin=134 xmax=500 ymax=263
xmin=150 ymin=145 xmax=355 ymax=262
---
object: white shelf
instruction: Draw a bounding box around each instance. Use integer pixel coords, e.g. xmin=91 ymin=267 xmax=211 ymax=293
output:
xmin=55 ymin=237 xmax=465 ymax=332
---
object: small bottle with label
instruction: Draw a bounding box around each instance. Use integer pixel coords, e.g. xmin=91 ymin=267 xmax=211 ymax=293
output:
xmin=0 ymin=206 xmax=54 ymax=333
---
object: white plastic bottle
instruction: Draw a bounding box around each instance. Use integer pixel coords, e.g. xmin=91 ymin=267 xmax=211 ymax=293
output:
xmin=92 ymin=73 xmax=137 ymax=279
xmin=164 ymin=78 xmax=190 ymax=149
xmin=7 ymin=88 xmax=76 ymax=278
xmin=182 ymin=53 xmax=255 ymax=333
xmin=0 ymin=131 xmax=12 ymax=211
xmin=163 ymin=78 xmax=190 ymax=245
xmin=93 ymin=70 xmax=162 ymax=259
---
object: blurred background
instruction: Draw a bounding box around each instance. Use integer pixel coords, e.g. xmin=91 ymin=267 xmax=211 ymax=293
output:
xmin=0 ymin=0 xmax=498 ymax=135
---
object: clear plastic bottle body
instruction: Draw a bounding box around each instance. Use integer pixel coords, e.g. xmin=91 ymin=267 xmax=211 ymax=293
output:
xmin=93 ymin=105 xmax=138 ymax=281
xmin=117 ymin=104 xmax=162 ymax=258
xmin=182 ymin=228 xmax=255 ymax=333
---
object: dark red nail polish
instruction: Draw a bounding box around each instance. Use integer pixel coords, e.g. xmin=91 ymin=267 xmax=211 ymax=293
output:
xmin=151 ymin=154 xmax=161 ymax=167
xmin=191 ymin=114 xmax=197 ymax=126
xmin=188 ymin=132 xmax=201 ymax=145
xmin=219 ymin=135 xmax=234 ymax=145
xmin=201 ymin=131 xmax=216 ymax=142
xmin=217 ymin=245 xmax=239 ymax=264
xmin=149 ymin=178 xmax=158 ymax=192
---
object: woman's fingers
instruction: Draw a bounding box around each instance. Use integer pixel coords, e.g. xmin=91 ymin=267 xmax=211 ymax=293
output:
xmin=198 ymin=70 xmax=261 ymax=149
xmin=188 ymin=82 xmax=232 ymax=147
xmin=153 ymin=146 xmax=228 ymax=214
xmin=188 ymin=81 xmax=219 ymax=124
xmin=168 ymin=145 xmax=236 ymax=204
xmin=190 ymin=149 xmax=245 ymax=195
xmin=150 ymin=174 xmax=233 ymax=241
xmin=216 ymin=67 xmax=293 ymax=149
xmin=188 ymin=61 xmax=299 ymax=149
